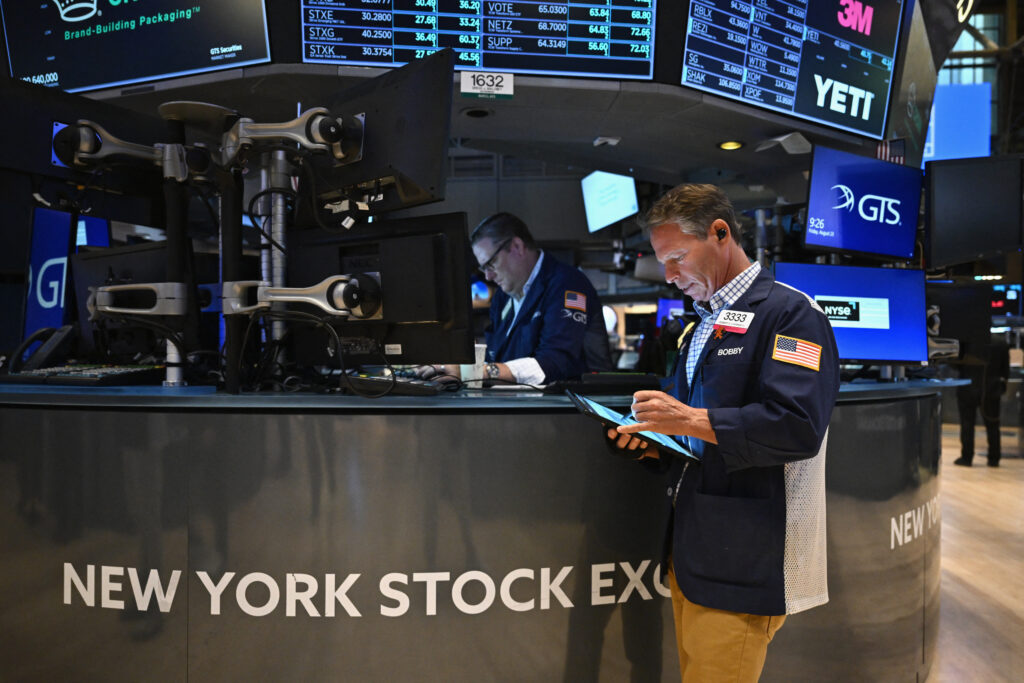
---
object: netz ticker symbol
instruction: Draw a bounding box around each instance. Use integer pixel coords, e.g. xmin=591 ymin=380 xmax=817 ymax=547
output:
xmin=53 ymin=0 xmax=98 ymax=23
xmin=831 ymin=184 xmax=901 ymax=225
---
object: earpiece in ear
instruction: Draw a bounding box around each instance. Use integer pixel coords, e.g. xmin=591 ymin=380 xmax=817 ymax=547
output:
xmin=716 ymin=228 xmax=727 ymax=241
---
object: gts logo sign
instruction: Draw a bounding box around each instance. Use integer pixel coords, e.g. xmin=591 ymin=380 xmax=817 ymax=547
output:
xmin=819 ymin=299 xmax=860 ymax=322
xmin=832 ymin=184 xmax=901 ymax=225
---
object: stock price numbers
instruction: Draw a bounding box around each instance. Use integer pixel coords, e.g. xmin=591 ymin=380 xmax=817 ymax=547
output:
xmin=302 ymin=0 xmax=656 ymax=79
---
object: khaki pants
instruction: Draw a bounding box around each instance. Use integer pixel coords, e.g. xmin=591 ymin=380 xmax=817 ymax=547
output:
xmin=668 ymin=567 xmax=786 ymax=682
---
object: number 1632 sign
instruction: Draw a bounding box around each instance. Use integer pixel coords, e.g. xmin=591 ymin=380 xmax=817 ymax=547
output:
xmin=460 ymin=72 xmax=514 ymax=99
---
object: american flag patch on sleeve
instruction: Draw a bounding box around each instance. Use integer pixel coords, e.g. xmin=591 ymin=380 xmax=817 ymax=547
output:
xmin=772 ymin=334 xmax=822 ymax=371
xmin=564 ymin=291 xmax=587 ymax=311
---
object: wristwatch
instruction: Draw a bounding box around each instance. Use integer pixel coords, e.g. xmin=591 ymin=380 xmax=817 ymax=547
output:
xmin=485 ymin=363 xmax=501 ymax=379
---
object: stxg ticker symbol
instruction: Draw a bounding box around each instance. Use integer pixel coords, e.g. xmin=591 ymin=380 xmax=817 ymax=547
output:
xmin=831 ymin=184 xmax=901 ymax=225
xmin=53 ymin=0 xmax=99 ymax=22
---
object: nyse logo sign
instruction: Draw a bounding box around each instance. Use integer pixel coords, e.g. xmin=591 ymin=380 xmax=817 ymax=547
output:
xmin=814 ymin=75 xmax=875 ymax=121
xmin=818 ymin=299 xmax=860 ymax=322
xmin=831 ymin=184 xmax=901 ymax=225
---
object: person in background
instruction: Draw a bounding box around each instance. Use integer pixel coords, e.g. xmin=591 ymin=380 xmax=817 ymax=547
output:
xmin=421 ymin=212 xmax=611 ymax=384
xmin=611 ymin=183 xmax=840 ymax=682
xmin=956 ymin=339 xmax=1010 ymax=467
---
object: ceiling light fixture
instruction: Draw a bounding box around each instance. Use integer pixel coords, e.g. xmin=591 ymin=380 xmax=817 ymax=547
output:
xmin=718 ymin=140 xmax=744 ymax=151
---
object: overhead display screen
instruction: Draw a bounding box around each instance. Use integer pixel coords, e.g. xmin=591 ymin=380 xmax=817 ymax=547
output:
xmin=681 ymin=0 xmax=906 ymax=138
xmin=301 ymin=1 xmax=656 ymax=79
xmin=1 ymin=0 xmax=271 ymax=93
xmin=805 ymin=145 xmax=922 ymax=259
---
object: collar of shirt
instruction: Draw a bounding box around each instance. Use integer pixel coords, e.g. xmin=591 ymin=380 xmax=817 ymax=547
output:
xmin=511 ymin=250 xmax=545 ymax=319
xmin=687 ymin=261 xmax=761 ymax=385
xmin=694 ymin=261 xmax=761 ymax=320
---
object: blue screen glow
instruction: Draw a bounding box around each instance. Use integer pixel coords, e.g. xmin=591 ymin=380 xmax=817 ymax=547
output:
xmin=806 ymin=146 xmax=922 ymax=259
xmin=922 ymin=83 xmax=991 ymax=167
xmin=773 ymin=262 xmax=928 ymax=363
xmin=24 ymin=208 xmax=74 ymax=338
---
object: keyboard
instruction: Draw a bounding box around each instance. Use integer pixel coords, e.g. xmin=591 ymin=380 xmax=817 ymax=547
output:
xmin=0 ymin=364 xmax=166 ymax=386
xmin=338 ymin=373 xmax=444 ymax=397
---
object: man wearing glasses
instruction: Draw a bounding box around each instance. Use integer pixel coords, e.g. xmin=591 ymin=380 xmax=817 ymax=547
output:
xmin=434 ymin=211 xmax=611 ymax=385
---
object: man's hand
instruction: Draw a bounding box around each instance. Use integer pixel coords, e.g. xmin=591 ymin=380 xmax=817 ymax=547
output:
xmin=606 ymin=428 xmax=659 ymax=460
xmin=413 ymin=364 xmax=459 ymax=380
xmin=617 ymin=390 xmax=718 ymax=445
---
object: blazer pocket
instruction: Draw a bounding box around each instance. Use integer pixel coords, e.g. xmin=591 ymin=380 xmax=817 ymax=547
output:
xmin=681 ymin=491 xmax=777 ymax=587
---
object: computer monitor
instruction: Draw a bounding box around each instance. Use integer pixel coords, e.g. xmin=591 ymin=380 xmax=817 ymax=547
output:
xmin=22 ymin=208 xmax=112 ymax=338
xmin=1 ymin=0 xmax=271 ymax=93
xmin=581 ymin=171 xmax=639 ymax=233
xmin=303 ymin=48 xmax=455 ymax=217
xmin=656 ymin=297 xmax=687 ymax=329
xmin=805 ymin=145 xmax=922 ymax=260
xmin=773 ymin=262 xmax=928 ymax=365
xmin=926 ymin=156 xmax=1023 ymax=269
xmin=287 ymin=212 xmax=474 ymax=366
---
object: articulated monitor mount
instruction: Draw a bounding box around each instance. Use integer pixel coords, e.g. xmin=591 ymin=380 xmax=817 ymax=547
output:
xmin=223 ymin=273 xmax=382 ymax=319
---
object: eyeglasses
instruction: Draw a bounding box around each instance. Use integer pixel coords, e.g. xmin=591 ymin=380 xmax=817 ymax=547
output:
xmin=477 ymin=237 xmax=513 ymax=274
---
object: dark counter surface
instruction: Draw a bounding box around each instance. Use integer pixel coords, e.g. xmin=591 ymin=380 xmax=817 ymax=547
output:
xmin=0 ymin=378 xmax=967 ymax=411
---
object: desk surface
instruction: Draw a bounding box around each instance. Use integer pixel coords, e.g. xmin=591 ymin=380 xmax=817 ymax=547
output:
xmin=0 ymin=379 xmax=967 ymax=411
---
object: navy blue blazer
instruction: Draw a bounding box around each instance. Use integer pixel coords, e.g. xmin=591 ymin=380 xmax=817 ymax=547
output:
xmin=485 ymin=253 xmax=608 ymax=383
xmin=666 ymin=269 xmax=840 ymax=616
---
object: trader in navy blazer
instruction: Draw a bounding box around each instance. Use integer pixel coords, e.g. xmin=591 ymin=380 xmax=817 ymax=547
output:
xmin=469 ymin=212 xmax=611 ymax=384
xmin=611 ymin=184 xmax=840 ymax=682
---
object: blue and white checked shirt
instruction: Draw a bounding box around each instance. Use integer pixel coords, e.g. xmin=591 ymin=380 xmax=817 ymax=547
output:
xmin=686 ymin=261 xmax=762 ymax=385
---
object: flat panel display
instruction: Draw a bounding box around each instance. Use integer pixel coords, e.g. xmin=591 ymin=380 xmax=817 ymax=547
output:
xmin=805 ymin=145 xmax=922 ymax=259
xmin=773 ymin=261 xmax=927 ymax=364
xmin=1 ymin=0 xmax=271 ymax=92
xmin=656 ymin=297 xmax=686 ymax=328
xmin=681 ymin=0 xmax=907 ymax=138
xmin=301 ymin=0 xmax=656 ymax=79
xmin=581 ymin=170 xmax=639 ymax=232
xmin=926 ymin=156 xmax=1023 ymax=269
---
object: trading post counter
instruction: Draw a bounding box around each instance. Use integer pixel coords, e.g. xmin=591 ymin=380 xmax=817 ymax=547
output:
xmin=0 ymin=381 xmax=943 ymax=682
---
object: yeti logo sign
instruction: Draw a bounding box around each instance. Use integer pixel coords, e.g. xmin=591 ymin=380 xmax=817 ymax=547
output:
xmin=813 ymin=75 xmax=876 ymax=121
xmin=831 ymin=185 xmax=901 ymax=225
xmin=818 ymin=299 xmax=859 ymax=322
